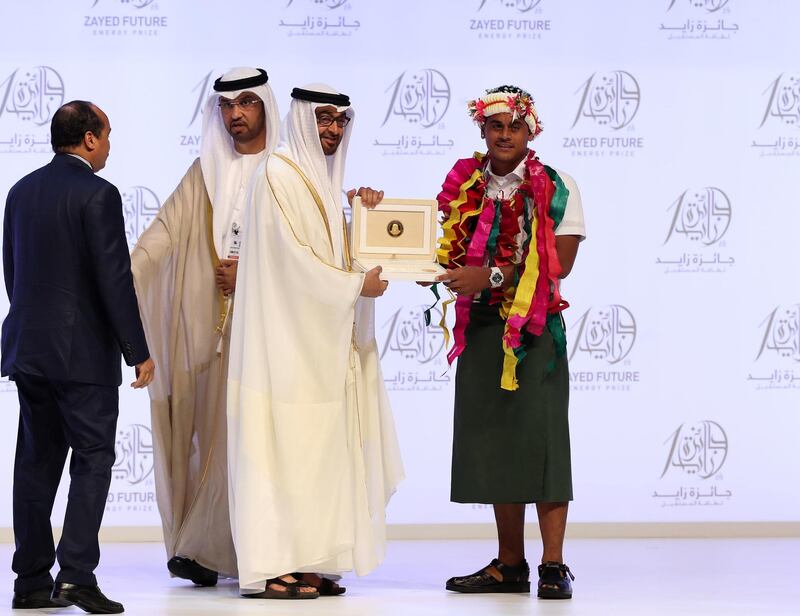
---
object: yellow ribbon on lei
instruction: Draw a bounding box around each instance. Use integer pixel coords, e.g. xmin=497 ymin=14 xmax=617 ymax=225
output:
xmin=500 ymin=215 xmax=540 ymax=391
xmin=437 ymin=166 xmax=485 ymax=266
xmin=435 ymin=164 xmax=484 ymax=355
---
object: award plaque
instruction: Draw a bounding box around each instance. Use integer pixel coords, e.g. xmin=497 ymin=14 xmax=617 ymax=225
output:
xmin=351 ymin=197 xmax=447 ymax=281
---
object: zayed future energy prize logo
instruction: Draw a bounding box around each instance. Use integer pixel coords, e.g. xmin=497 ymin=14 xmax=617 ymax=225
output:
xmin=751 ymin=73 xmax=800 ymax=158
xmin=106 ymin=423 xmax=155 ymax=514
xmin=660 ymin=0 xmax=739 ymax=40
xmin=122 ymin=186 xmax=161 ymax=249
xmin=563 ymin=70 xmax=644 ymax=159
xmin=652 ymin=420 xmax=732 ymax=508
xmin=277 ymin=0 xmax=361 ymax=38
xmin=748 ymin=304 xmax=800 ymax=391
xmin=0 ymin=66 xmax=64 ymax=153
xmin=656 ymin=187 xmax=735 ymax=274
xmin=373 ymin=68 xmax=454 ymax=158
xmin=568 ymin=304 xmax=640 ymax=392
xmin=470 ymin=0 xmax=552 ymax=41
xmin=379 ymin=303 xmax=450 ymax=392
xmin=84 ymin=0 xmax=169 ymax=37
xmin=178 ymin=69 xmax=216 ymax=156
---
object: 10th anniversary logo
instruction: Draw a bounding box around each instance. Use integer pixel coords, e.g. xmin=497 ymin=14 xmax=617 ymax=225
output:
xmin=659 ymin=0 xmax=739 ymax=40
xmin=652 ymin=420 xmax=732 ymax=508
xmin=122 ymin=186 xmax=161 ymax=249
xmin=656 ymin=187 xmax=735 ymax=274
xmin=373 ymin=68 xmax=454 ymax=157
xmin=277 ymin=0 xmax=361 ymax=38
xmin=751 ymin=73 xmax=800 ymax=157
xmin=380 ymin=303 xmax=450 ymax=392
xmin=563 ymin=71 xmax=644 ymax=158
xmin=178 ymin=70 xmax=216 ymax=157
xmin=0 ymin=66 xmax=64 ymax=153
xmin=106 ymin=423 xmax=156 ymax=514
xmin=748 ymin=304 xmax=800 ymax=391
xmin=568 ymin=304 xmax=640 ymax=392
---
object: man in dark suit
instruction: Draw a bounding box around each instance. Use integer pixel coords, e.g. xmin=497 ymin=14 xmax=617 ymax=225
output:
xmin=1 ymin=100 xmax=154 ymax=614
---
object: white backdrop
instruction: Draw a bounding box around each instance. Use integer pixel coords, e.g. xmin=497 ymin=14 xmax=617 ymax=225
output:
xmin=0 ymin=0 xmax=798 ymax=531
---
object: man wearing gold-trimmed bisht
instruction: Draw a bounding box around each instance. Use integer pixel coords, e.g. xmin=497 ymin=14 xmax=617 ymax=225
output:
xmin=434 ymin=85 xmax=585 ymax=599
xmin=131 ymin=67 xmax=281 ymax=586
xmin=226 ymin=84 xmax=404 ymax=600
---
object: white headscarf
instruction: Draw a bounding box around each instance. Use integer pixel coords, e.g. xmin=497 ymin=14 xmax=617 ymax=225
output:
xmin=278 ymin=83 xmax=353 ymax=267
xmin=200 ymin=67 xmax=281 ymax=257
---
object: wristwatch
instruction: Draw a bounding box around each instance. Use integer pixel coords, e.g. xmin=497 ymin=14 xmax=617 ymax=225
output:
xmin=489 ymin=266 xmax=504 ymax=289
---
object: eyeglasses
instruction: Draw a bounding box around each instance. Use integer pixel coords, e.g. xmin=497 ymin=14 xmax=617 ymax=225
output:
xmin=218 ymin=98 xmax=262 ymax=111
xmin=316 ymin=114 xmax=351 ymax=128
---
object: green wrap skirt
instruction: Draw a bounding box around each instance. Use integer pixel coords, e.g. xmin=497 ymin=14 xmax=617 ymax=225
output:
xmin=450 ymin=303 xmax=573 ymax=504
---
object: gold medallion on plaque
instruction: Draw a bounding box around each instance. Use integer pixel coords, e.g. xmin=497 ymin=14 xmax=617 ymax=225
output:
xmin=386 ymin=220 xmax=404 ymax=238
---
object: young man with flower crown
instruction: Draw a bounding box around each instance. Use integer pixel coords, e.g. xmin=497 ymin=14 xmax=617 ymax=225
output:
xmin=434 ymin=85 xmax=586 ymax=599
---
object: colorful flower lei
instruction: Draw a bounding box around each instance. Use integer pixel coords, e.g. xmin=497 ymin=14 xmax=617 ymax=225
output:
xmin=435 ymin=150 xmax=570 ymax=391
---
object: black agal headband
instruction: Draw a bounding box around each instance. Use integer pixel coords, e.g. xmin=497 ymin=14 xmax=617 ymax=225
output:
xmin=291 ymin=87 xmax=350 ymax=107
xmin=214 ymin=69 xmax=269 ymax=92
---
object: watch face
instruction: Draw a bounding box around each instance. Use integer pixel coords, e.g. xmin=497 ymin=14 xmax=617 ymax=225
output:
xmin=491 ymin=271 xmax=503 ymax=285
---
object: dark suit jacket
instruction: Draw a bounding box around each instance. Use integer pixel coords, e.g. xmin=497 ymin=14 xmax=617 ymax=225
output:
xmin=1 ymin=153 xmax=149 ymax=386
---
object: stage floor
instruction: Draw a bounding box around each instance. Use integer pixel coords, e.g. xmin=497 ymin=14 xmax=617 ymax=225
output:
xmin=4 ymin=537 xmax=799 ymax=615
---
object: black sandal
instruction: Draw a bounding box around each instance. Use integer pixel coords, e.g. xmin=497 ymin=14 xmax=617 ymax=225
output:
xmin=445 ymin=558 xmax=530 ymax=593
xmin=317 ymin=577 xmax=346 ymax=596
xmin=243 ymin=576 xmax=319 ymax=600
xmin=292 ymin=573 xmax=346 ymax=596
xmin=537 ymin=562 xmax=575 ymax=599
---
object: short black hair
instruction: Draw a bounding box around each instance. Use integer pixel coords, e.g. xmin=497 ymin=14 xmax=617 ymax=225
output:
xmin=50 ymin=100 xmax=105 ymax=153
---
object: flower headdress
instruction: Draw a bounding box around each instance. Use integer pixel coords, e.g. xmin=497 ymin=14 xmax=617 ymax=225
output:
xmin=467 ymin=85 xmax=542 ymax=137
